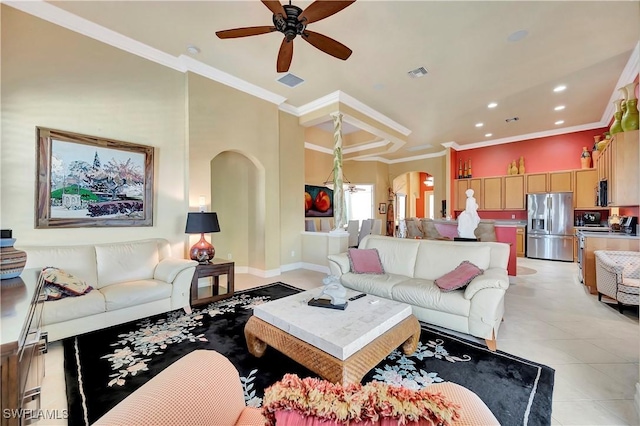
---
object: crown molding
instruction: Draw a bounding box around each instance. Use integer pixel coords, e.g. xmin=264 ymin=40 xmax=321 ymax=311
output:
xmin=278 ymin=103 xmax=300 ymax=116
xmin=343 ymin=139 xmax=389 ymax=154
xmin=601 ymin=41 xmax=640 ymax=125
xmin=4 ymin=0 xmax=182 ymax=70
xmin=351 ymin=149 xmax=447 ymax=164
xmin=304 ymin=142 xmax=333 ymax=155
xmin=295 ymin=91 xmax=341 ymax=116
xmin=454 ymin=122 xmax=606 ymax=151
xmin=179 ymin=56 xmax=286 ymax=105
xmin=4 ymin=0 xmax=287 ymax=106
xmin=440 ymin=141 xmax=461 ymax=150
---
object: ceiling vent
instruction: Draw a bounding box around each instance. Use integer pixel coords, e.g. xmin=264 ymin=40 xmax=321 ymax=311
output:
xmin=505 ymin=117 xmax=520 ymax=123
xmin=407 ymin=67 xmax=428 ymax=78
xmin=276 ymin=73 xmax=305 ymax=88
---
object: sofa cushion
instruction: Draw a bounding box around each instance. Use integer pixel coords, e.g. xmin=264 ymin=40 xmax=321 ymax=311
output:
xmin=341 ymin=273 xmax=410 ymax=299
xmin=347 ymin=248 xmax=385 ymax=274
xmin=360 ymin=236 xmax=420 ymax=277
xmin=23 ymin=245 xmax=98 ymax=288
xmin=434 ymin=261 xmax=484 ymax=292
xmin=391 ymin=278 xmax=471 ymax=317
xmin=95 ymin=240 xmax=159 ymax=288
xmin=414 ymin=242 xmax=490 ymax=280
xmin=43 ymin=290 xmax=106 ymax=325
xmin=100 ymin=279 xmax=172 ymax=311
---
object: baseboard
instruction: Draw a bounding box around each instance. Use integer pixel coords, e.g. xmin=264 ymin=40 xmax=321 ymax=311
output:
xmin=247 ymin=267 xmax=281 ymax=278
xmin=301 ymin=262 xmax=330 ymax=274
xmin=634 ymin=383 xmax=640 ymax=420
xmin=280 ymin=262 xmax=302 ymax=272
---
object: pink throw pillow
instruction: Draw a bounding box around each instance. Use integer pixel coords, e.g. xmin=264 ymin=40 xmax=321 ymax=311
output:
xmin=434 ymin=261 xmax=483 ymax=292
xmin=348 ymin=248 xmax=385 ymax=274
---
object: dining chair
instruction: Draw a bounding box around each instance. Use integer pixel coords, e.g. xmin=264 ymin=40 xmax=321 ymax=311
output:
xmin=347 ymin=220 xmax=359 ymax=247
xmin=371 ymin=219 xmax=383 ymax=235
xmin=358 ymin=219 xmax=373 ymax=245
xmin=319 ymin=218 xmax=332 ymax=232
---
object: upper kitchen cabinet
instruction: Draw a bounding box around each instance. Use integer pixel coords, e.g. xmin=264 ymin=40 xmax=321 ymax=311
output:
xmin=526 ymin=171 xmax=573 ymax=193
xmin=574 ymin=169 xmax=598 ymax=209
xmin=504 ymin=175 xmax=525 ymax=210
xmin=482 ymin=177 xmax=503 ymax=210
xmin=526 ymin=173 xmax=547 ymax=193
xmin=598 ymin=130 xmax=639 ymax=206
xmin=549 ymin=171 xmax=573 ymax=192
xmin=455 ymin=178 xmax=482 ymax=210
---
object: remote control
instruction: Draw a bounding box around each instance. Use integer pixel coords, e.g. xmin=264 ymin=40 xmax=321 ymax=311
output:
xmin=348 ymin=293 xmax=366 ymax=301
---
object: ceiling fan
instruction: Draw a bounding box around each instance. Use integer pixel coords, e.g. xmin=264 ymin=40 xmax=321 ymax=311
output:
xmin=216 ymin=0 xmax=355 ymax=73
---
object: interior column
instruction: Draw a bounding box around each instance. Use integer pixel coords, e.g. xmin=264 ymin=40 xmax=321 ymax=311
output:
xmin=330 ymin=112 xmax=346 ymax=230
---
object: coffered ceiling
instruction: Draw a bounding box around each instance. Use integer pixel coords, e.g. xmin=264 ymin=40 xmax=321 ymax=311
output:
xmin=9 ymin=1 xmax=640 ymax=162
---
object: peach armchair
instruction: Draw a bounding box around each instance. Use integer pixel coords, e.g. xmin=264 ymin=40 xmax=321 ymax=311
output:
xmin=94 ymin=350 xmax=264 ymax=425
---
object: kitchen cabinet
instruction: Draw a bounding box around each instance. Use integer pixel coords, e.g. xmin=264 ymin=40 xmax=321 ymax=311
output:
xmin=526 ymin=173 xmax=547 ymax=193
xmin=482 ymin=177 xmax=503 ymax=210
xmin=583 ymin=234 xmax=640 ymax=294
xmin=503 ymin=175 xmax=525 ymax=210
xmin=597 ymin=130 xmax=639 ymax=206
xmin=549 ymin=171 xmax=573 ymax=192
xmin=454 ymin=179 xmax=482 ymax=210
xmin=574 ymin=169 xmax=598 ymax=208
xmin=516 ymin=226 xmax=525 ymax=257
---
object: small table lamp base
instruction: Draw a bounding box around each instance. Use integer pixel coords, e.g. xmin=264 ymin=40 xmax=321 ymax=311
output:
xmin=190 ymin=233 xmax=215 ymax=264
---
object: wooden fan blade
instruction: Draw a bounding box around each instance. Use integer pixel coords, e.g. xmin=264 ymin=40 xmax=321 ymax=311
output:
xmin=216 ymin=26 xmax=276 ymax=39
xmin=261 ymin=0 xmax=286 ymax=17
xmin=277 ymin=38 xmax=294 ymax=73
xmin=302 ymin=30 xmax=352 ymax=60
xmin=298 ymin=1 xmax=355 ymax=24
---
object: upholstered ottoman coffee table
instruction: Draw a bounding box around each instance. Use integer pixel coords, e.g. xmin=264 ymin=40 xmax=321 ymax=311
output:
xmin=244 ymin=289 xmax=421 ymax=384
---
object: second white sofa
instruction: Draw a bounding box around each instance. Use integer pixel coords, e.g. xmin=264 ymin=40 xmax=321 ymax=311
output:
xmin=328 ymin=235 xmax=510 ymax=349
xmin=21 ymin=238 xmax=197 ymax=341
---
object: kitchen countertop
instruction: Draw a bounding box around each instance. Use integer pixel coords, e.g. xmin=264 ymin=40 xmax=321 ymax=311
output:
xmin=578 ymin=231 xmax=639 ymax=239
xmin=433 ymin=219 xmax=526 ymax=227
xmin=574 ymin=226 xmax=611 ymax=232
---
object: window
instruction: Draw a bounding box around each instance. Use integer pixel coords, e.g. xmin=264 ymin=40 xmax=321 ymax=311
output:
xmin=345 ymin=185 xmax=373 ymax=222
xmin=396 ymin=193 xmax=406 ymax=224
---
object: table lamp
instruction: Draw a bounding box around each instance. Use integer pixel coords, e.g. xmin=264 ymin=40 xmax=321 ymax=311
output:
xmin=185 ymin=212 xmax=220 ymax=263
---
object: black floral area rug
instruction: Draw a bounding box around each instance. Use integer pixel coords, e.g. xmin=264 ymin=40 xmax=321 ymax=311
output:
xmin=63 ymin=282 xmax=554 ymax=426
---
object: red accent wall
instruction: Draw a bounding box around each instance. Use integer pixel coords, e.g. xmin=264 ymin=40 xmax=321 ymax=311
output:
xmin=454 ymin=128 xmax=609 ymax=177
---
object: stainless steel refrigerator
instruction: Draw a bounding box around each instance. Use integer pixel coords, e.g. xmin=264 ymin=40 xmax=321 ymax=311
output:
xmin=526 ymin=192 xmax=574 ymax=261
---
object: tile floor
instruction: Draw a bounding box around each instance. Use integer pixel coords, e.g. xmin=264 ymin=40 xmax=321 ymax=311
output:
xmin=42 ymin=257 xmax=639 ymax=425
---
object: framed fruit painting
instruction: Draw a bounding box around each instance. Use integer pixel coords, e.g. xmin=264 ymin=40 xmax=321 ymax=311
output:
xmin=304 ymin=185 xmax=333 ymax=217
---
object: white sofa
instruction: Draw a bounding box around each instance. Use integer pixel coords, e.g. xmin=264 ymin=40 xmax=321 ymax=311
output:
xmin=328 ymin=235 xmax=510 ymax=349
xmin=21 ymin=238 xmax=198 ymax=341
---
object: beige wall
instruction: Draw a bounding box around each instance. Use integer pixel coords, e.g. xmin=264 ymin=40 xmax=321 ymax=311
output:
xmin=187 ymin=72 xmax=280 ymax=271
xmin=279 ymin=111 xmax=305 ymax=266
xmin=1 ymin=7 xmax=187 ymax=251
xmin=305 ymin=149 xmax=334 ymax=186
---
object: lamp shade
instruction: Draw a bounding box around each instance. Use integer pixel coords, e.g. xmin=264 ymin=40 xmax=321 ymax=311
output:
xmin=185 ymin=212 xmax=220 ymax=234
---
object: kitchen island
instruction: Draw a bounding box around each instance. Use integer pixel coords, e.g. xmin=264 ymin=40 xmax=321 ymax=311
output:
xmin=432 ymin=219 xmax=524 ymax=276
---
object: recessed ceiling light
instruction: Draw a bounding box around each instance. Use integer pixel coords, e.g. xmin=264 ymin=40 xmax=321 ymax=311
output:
xmin=507 ymin=29 xmax=529 ymax=42
xmin=485 ymin=133 xmax=493 ymax=137
xmin=407 ymin=67 xmax=428 ymax=78
xmin=475 ymin=123 xmax=483 ymax=128
xmin=487 ymin=102 xmax=498 ymax=108
xmin=554 ymin=105 xmax=565 ymax=111
xmin=555 ymin=120 xmax=565 ymax=125
xmin=186 ymin=45 xmax=200 ymax=55
xmin=553 ymin=85 xmax=566 ymax=92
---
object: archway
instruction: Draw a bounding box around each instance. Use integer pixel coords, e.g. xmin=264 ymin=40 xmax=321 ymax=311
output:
xmin=210 ymin=151 xmax=266 ymax=271
xmin=392 ymin=171 xmax=436 ymax=220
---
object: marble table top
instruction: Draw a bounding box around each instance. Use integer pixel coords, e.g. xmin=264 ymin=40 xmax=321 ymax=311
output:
xmin=253 ymin=288 xmax=412 ymax=360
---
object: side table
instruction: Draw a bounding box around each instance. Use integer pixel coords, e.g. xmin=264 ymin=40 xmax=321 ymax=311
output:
xmin=190 ymin=259 xmax=235 ymax=306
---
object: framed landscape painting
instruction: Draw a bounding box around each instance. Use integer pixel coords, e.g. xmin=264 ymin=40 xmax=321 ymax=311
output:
xmin=36 ymin=127 xmax=154 ymax=228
